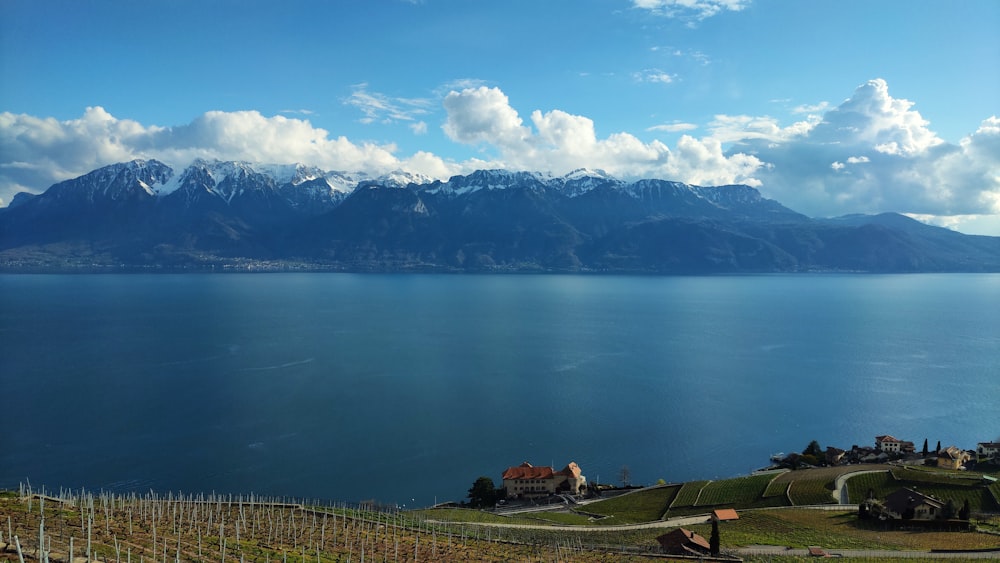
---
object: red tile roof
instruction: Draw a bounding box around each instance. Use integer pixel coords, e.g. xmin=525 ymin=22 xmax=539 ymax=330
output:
xmin=502 ymin=461 xmax=584 ymax=481
xmin=656 ymin=528 xmax=710 ymax=554
xmin=502 ymin=462 xmax=555 ymax=480
xmin=712 ymin=508 xmax=739 ymax=521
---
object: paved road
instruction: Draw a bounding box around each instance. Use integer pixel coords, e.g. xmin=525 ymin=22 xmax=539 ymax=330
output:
xmin=426 ymin=513 xmax=712 ymax=532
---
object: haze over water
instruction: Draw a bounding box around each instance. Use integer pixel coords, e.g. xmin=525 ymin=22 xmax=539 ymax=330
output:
xmin=2 ymin=273 xmax=997 ymax=507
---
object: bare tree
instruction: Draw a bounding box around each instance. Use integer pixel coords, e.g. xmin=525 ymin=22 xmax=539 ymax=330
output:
xmin=619 ymin=465 xmax=631 ymax=487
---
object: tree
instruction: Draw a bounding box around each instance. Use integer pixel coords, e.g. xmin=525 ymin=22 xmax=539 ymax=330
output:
xmin=467 ymin=476 xmax=498 ymax=508
xmin=922 ymin=438 xmax=929 ymax=457
xmin=936 ymin=440 xmax=941 ymax=453
xmin=803 ymin=440 xmax=823 ymax=457
xmin=943 ymin=499 xmax=956 ymax=520
xmin=709 ymin=518 xmax=720 ymax=556
xmin=959 ymin=499 xmax=971 ymax=520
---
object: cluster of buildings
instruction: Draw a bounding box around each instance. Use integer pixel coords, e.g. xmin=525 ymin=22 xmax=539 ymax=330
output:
xmin=820 ymin=436 xmax=999 ymax=470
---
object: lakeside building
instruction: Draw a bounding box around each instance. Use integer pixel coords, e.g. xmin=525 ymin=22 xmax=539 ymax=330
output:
xmin=501 ymin=461 xmax=586 ymax=498
xmin=977 ymin=442 xmax=1000 ymax=463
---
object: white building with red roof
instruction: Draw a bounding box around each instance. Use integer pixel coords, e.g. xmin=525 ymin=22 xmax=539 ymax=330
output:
xmin=502 ymin=461 xmax=586 ymax=497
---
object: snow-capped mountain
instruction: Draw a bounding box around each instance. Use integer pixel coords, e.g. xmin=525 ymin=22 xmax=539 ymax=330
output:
xmin=24 ymin=159 xmax=174 ymax=207
xmin=3 ymin=159 xmax=999 ymax=273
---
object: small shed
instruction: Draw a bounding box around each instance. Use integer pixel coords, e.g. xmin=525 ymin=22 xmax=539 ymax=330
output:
xmin=712 ymin=508 xmax=739 ymax=521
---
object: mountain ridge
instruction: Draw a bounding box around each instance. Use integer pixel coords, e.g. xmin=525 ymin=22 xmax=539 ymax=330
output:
xmin=2 ymin=159 xmax=999 ymax=273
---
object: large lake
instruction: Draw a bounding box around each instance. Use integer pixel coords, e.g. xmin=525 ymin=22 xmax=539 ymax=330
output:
xmin=1 ymin=273 xmax=997 ymax=506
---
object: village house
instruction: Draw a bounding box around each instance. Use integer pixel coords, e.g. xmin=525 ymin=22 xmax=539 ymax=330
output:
xmin=656 ymin=528 xmax=710 ymax=556
xmin=825 ymin=446 xmax=846 ymax=466
xmin=875 ymin=435 xmax=914 ymax=454
xmin=501 ymin=461 xmax=586 ymax=498
xmin=936 ymin=446 xmax=971 ymax=470
xmin=977 ymin=442 xmax=1000 ymax=463
xmin=880 ymin=488 xmax=945 ymax=520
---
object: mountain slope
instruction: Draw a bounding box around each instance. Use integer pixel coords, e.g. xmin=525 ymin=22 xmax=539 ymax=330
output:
xmin=2 ymin=159 xmax=998 ymax=273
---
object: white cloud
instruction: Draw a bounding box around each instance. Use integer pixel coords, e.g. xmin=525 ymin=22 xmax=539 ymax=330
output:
xmin=708 ymin=113 xmax=820 ymax=144
xmin=442 ymin=87 xmax=532 ymax=148
xmin=647 ymin=122 xmax=698 ymax=133
xmin=345 ymin=83 xmax=432 ymax=125
xmin=410 ymin=121 xmax=428 ymax=135
xmin=633 ymin=69 xmax=677 ymax=84
xmin=633 ymin=0 xmax=750 ymax=21
xmin=791 ymin=102 xmax=829 ymax=114
xmin=725 ymin=79 xmax=999 ymax=222
xmin=441 ymin=86 xmax=762 ymax=185
xmin=0 ymin=107 xmax=406 ymax=202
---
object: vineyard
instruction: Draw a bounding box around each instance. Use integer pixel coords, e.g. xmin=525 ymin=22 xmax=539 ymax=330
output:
xmin=845 ymin=469 xmax=1000 ymax=513
xmin=0 ymin=488 xmax=668 ymax=562
xmin=695 ymin=474 xmax=776 ymax=507
xmin=4 ymin=465 xmax=999 ymax=561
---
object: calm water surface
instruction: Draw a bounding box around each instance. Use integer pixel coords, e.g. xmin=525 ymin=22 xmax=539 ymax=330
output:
xmin=1 ymin=273 xmax=998 ymax=506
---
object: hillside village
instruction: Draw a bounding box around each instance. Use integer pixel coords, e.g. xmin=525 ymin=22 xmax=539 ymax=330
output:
xmin=771 ymin=435 xmax=999 ymax=472
xmin=477 ymin=436 xmax=1000 ymax=508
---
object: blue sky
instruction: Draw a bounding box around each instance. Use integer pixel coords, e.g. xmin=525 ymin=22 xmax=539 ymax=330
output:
xmin=2 ymin=0 xmax=999 ymax=233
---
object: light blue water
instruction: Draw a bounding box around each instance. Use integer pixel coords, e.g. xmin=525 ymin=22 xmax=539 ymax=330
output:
xmin=1 ymin=273 xmax=998 ymax=506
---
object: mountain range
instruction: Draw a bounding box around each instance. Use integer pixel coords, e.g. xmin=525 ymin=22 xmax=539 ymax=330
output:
xmin=2 ymin=158 xmax=999 ymax=273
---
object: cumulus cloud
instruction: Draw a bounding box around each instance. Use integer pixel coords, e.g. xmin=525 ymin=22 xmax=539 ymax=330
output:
xmin=441 ymin=86 xmax=763 ymax=186
xmin=633 ymin=0 xmax=750 ymax=21
xmin=442 ymin=87 xmax=532 ymax=148
xmin=0 ymin=107 xmax=405 ymax=202
xmin=726 ymin=79 xmax=1000 ymax=225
